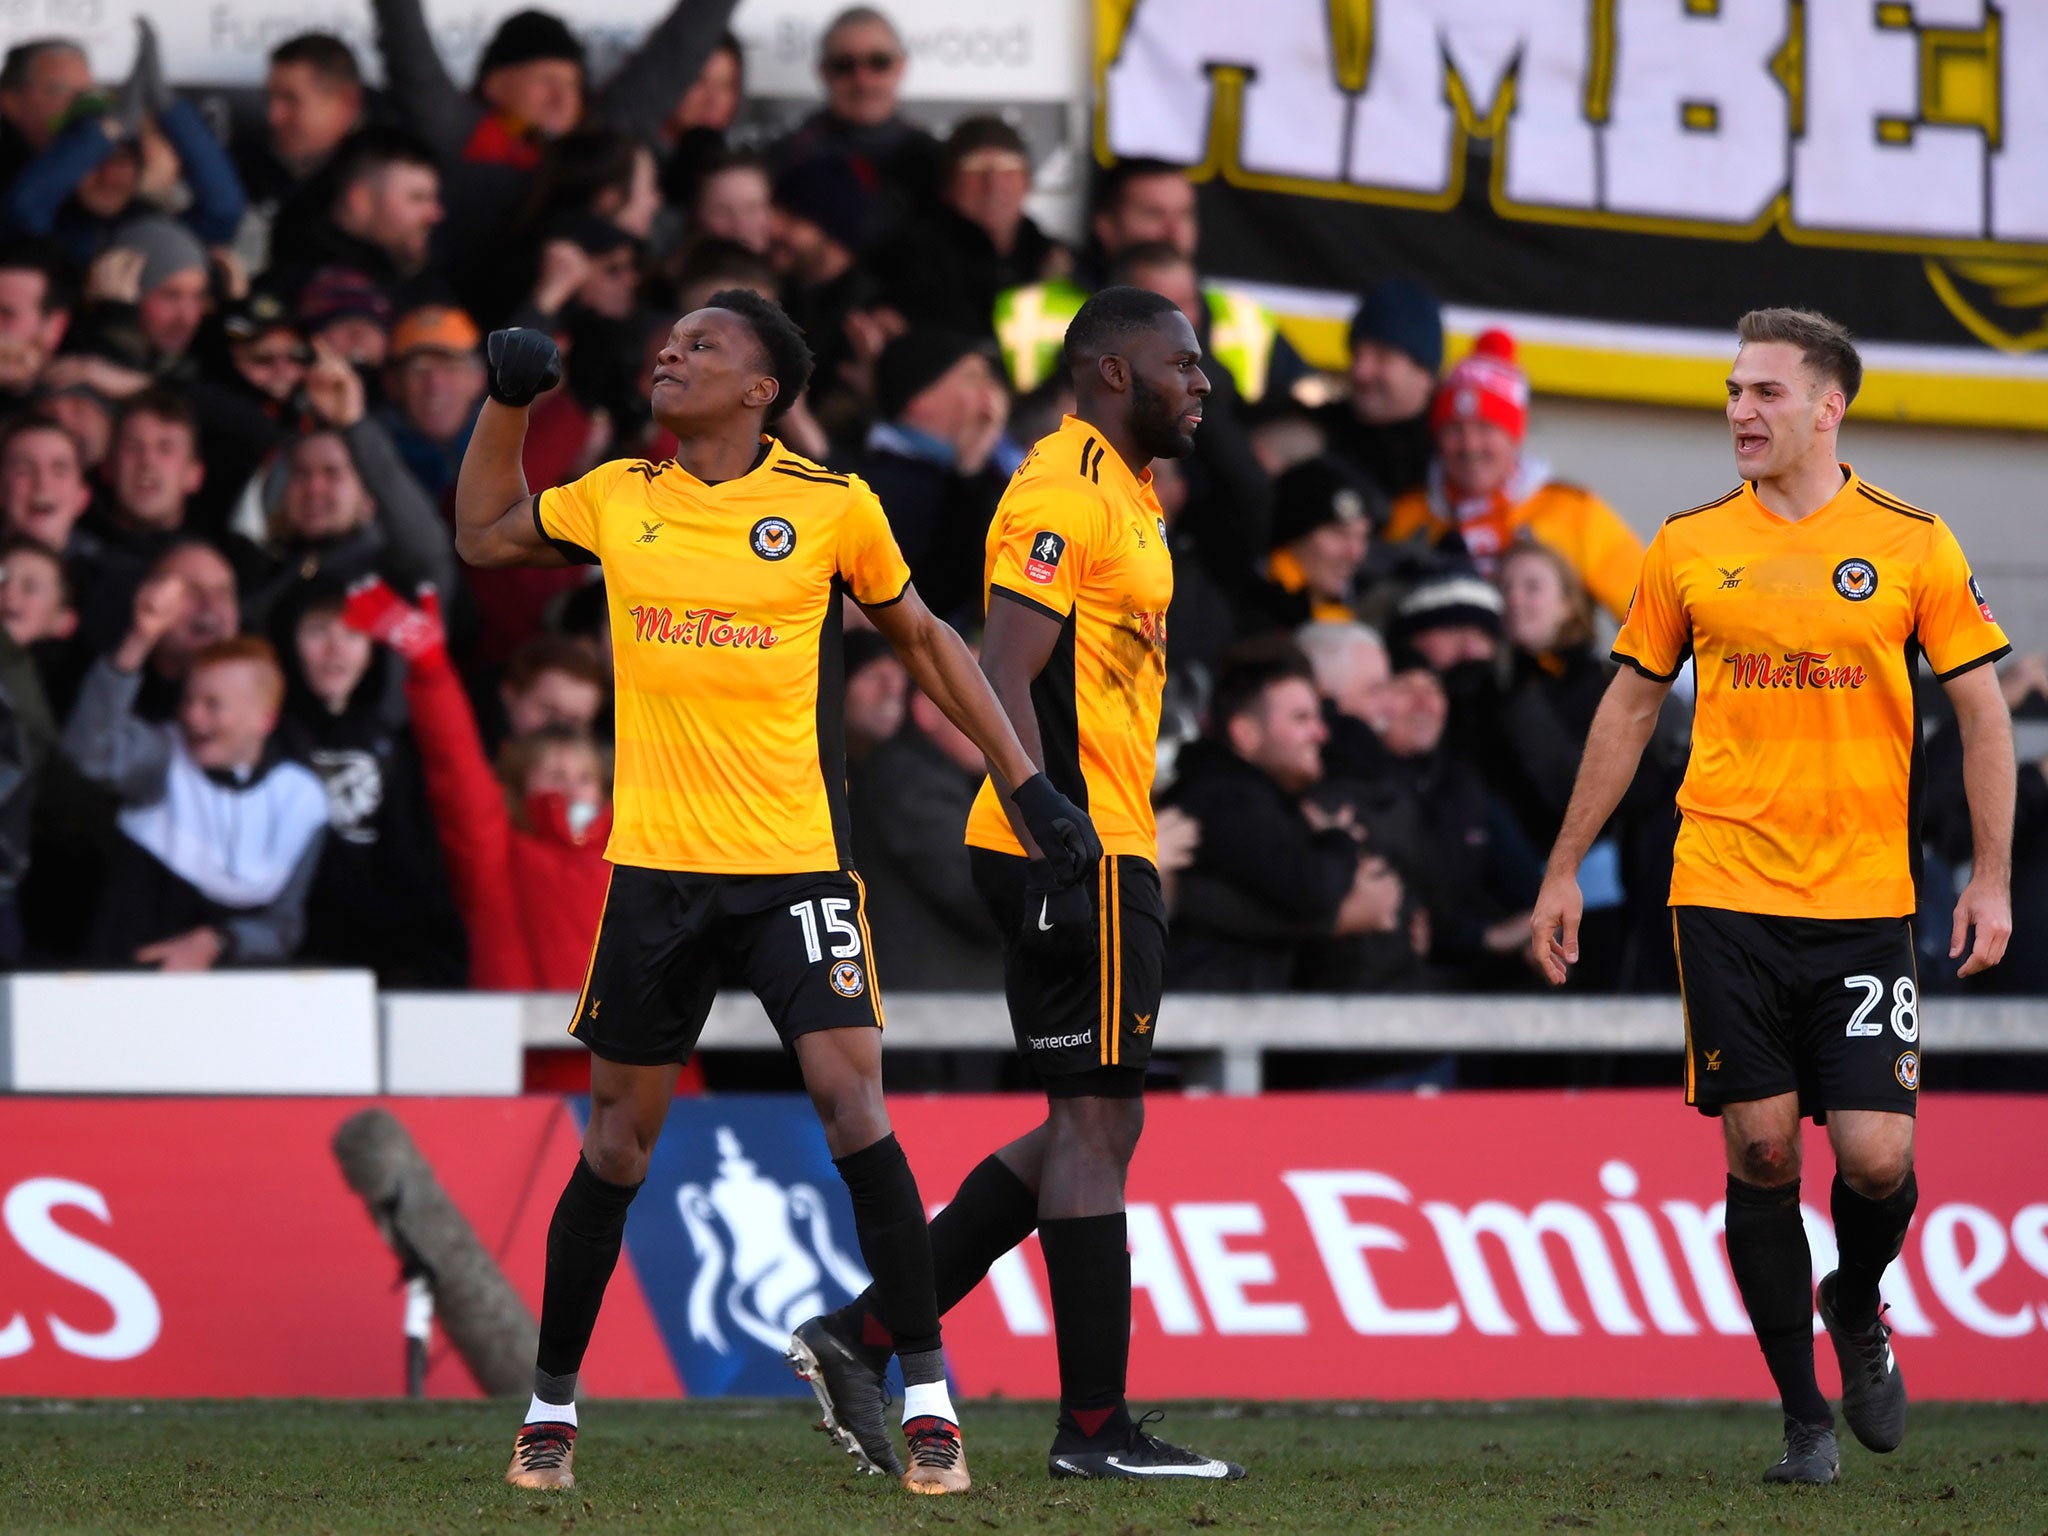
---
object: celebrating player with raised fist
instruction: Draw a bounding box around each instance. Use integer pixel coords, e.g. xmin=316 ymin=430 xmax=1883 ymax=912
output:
xmin=1532 ymin=308 xmax=2015 ymax=1486
xmin=455 ymin=305 xmax=1095 ymax=1497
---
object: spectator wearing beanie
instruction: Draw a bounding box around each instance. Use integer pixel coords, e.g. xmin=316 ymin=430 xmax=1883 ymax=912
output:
xmin=1316 ymin=278 xmax=1443 ymax=502
xmin=57 ymin=216 xmax=212 ymax=378
xmin=842 ymin=329 xmax=1009 ymax=628
xmin=772 ymin=6 xmax=942 ymax=241
xmin=1389 ymin=567 xmax=1503 ymax=676
xmin=371 ymin=0 xmax=740 ymax=275
xmin=1247 ymin=455 xmax=1380 ymax=629
xmin=872 ymin=116 xmax=1064 ymax=341
xmin=1386 ymin=330 xmax=1645 ymax=621
xmin=218 ymin=291 xmax=310 ymax=416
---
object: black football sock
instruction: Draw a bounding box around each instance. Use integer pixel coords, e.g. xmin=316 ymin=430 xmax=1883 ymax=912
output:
xmin=1040 ymin=1212 xmax=1132 ymax=1443
xmin=534 ymin=1156 xmax=642 ymax=1400
xmin=1831 ymin=1170 xmax=1917 ymax=1327
xmin=931 ymin=1153 xmax=1041 ymax=1314
xmin=1725 ymin=1175 xmax=1831 ymax=1428
xmin=836 ymin=1151 xmax=1040 ymax=1366
xmin=835 ymin=1134 xmax=943 ymax=1381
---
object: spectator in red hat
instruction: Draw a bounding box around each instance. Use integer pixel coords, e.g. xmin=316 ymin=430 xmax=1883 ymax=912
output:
xmin=1385 ymin=331 xmax=1645 ymax=620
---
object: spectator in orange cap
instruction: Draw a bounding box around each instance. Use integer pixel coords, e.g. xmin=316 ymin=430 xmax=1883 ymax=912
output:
xmin=381 ymin=303 xmax=486 ymax=499
xmin=1384 ymin=331 xmax=1645 ymax=621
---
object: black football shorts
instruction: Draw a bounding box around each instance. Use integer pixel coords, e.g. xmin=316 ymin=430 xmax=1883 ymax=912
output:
xmin=1672 ymin=905 xmax=1921 ymax=1122
xmin=969 ymin=848 xmax=1166 ymax=1098
xmin=567 ymin=864 xmax=885 ymax=1065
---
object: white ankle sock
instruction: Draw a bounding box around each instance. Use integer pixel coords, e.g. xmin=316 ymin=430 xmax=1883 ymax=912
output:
xmin=526 ymin=1394 xmax=577 ymax=1428
xmin=902 ymin=1381 xmax=957 ymax=1427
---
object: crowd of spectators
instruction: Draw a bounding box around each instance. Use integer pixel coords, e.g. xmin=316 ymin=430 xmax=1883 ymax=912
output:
xmin=0 ymin=5 xmax=2042 ymax=999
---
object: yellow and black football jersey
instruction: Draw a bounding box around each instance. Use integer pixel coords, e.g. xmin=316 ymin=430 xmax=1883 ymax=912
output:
xmin=535 ymin=440 xmax=911 ymax=875
xmin=965 ymin=415 xmax=1174 ymax=862
xmin=1613 ymin=465 xmax=2009 ymax=920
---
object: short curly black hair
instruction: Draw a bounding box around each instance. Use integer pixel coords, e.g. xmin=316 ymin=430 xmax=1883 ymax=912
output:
xmin=705 ymin=288 xmax=814 ymax=421
xmin=1063 ymin=285 xmax=1184 ymax=377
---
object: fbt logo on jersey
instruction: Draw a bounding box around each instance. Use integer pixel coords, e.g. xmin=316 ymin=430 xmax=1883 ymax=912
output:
xmin=0 ymin=1178 xmax=160 ymax=1364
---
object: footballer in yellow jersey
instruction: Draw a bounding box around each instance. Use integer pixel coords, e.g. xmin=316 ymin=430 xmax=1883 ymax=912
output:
xmin=1533 ymin=309 xmax=2015 ymax=1484
xmin=455 ymin=295 xmax=1100 ymax=1495
xmin=820 ymin=290 xmax=1246 ymax=1483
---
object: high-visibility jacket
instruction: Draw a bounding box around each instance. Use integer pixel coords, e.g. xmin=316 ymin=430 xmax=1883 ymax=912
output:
xmin=993 ymin=278 xmax=1283 ymax=402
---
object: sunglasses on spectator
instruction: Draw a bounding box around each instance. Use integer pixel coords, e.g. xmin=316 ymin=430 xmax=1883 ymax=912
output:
xmin=824 ymin=50 xmax=900 ymax=77
xmin=239 ymin=345 xmax=312 ymax=367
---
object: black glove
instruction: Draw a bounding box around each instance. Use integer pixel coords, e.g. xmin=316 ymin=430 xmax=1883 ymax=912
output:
xmin=1011 ymin=772 xmax=1102 ymax=886
xmin=485 ymin=328 xmax=562 ymax=408
xmin=1021 ymin=859 xmax=1095 ymax=955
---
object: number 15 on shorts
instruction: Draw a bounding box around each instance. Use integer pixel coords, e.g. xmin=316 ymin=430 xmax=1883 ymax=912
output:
xmin=790 ymin=898 xmax=862 ymax=962
xmin=1844 ymin=973 xmax=1918 ymax=1041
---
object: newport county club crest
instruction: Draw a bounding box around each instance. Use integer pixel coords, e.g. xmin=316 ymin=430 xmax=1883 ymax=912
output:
xmin=1834 ymin=558 xmax=1879 ymax=601
xmin=617 ymin=1101 xmax=876 ymax=1395
xmin=751 ymin=516 xmax=797 ymax=560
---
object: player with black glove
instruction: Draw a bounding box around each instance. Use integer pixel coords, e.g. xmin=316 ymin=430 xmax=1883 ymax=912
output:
xmin=1009 ymin=773 xmax=1100 ymax=950
xmin=485 ymin=328 xmax=562 ymax=407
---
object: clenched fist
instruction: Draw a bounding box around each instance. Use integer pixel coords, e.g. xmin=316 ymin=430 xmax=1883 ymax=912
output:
xmin=485 ymin=328 xmax=562 ymax=408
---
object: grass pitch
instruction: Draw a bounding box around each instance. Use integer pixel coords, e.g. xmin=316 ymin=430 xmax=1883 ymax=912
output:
xmin=8 ymin=1399 xmax=2044 ymax=1535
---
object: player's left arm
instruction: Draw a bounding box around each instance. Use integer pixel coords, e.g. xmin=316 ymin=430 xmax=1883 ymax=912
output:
xmin=862 ymin=586 xmax=1036 ymax=791
xmin=861 ymin=586 xmax=1101 ymax=880
xmin=1943 ymin=663 xmax=2014 ymax=977
xmin=841 ymin=480 xmax=1101 ymax=881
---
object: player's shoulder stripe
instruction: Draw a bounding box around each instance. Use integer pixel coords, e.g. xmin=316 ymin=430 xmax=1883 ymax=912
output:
xmin=1855 ymin=484 xmax=1935 ymax=521
xmin=1075 ymin=434 xmax=1106 ymax=484
xmin=1665 ymin=486 xmax=1742 ymax=523
xmin=772 ymin=463 xmax=850 ymax=487
xmin=769 ymin=444 xmax=851 ymax=486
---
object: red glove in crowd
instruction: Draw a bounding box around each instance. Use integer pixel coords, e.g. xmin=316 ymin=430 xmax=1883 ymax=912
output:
xmin=342 ymin=577 xmax=448 ymax=666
